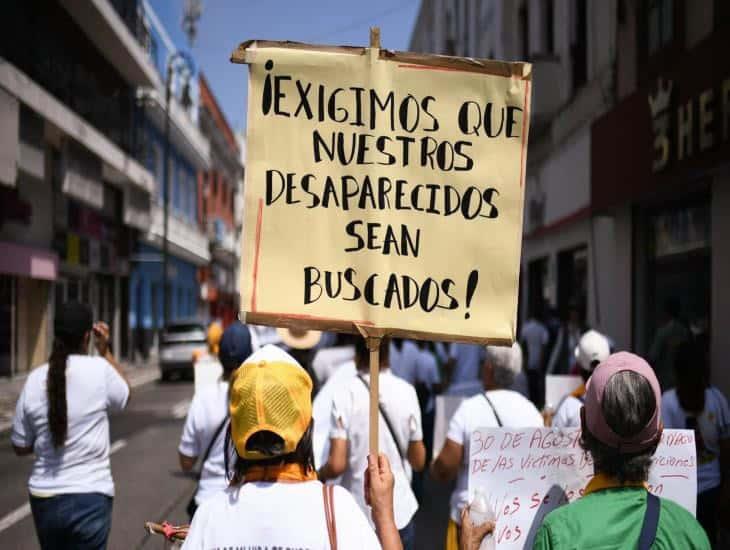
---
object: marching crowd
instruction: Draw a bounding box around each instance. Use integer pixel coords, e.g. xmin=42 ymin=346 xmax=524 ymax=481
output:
xmin=8 ymin=300 xmax=730 ymax=549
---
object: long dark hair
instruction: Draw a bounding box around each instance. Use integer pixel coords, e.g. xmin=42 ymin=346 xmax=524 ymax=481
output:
xmin=224 ymin=421 xmax=315 ymax=486
xmin=48 ymin=303 xmax=91 ymax=448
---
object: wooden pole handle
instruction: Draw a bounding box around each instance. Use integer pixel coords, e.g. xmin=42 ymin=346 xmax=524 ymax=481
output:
xmin=366 ymin=335 xmax=381 ymax=455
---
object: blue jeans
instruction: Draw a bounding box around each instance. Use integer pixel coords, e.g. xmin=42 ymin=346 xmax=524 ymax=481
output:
xmin=399 ymin=519 xmax=415 ymax=550
xmin=30 ymin=493 xmax=113 ymax=550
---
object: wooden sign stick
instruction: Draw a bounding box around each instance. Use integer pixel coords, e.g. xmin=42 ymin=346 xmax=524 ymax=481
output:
xmin=357 ymin=26 xmax=384 ymax=458
xmin=355 ymin=322 xmax=386 ymax=456
xmin=365 ymin=334 xmax=381 ymax=455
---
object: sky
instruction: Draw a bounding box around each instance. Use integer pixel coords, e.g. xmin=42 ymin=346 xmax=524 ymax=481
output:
xmin=148 ymin=0 xmax=422 ymax=133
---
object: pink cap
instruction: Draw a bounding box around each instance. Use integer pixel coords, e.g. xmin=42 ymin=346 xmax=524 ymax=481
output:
xmin=584 ymin=352 xmax=662 ymax=453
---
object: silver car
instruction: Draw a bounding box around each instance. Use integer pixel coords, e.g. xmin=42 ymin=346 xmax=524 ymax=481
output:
xmin=159 ymin=321 xmax=206 ymax=381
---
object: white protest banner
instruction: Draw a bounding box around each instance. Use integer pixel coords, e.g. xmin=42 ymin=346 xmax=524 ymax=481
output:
xmin=544 ymin=375 xmax=582 ymax=410
xmin=468 ymin=427 xmax=696 ymax=549
xmin=232 ymin=39 xmax=531 ymax=344
xmin=433 ymin=395 xmax=465 ymax=456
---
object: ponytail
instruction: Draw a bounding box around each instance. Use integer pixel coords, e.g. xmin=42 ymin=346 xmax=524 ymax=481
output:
xmin=47 ymin=338 xmax=72 ymax=448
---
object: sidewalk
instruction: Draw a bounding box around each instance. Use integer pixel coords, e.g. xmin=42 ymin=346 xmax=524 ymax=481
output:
xmin=0 ymin=358 xmax=160 ymax=434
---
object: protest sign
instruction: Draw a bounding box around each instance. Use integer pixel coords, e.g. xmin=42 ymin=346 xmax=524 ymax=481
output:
xmin=232 ymin=38 xmax=531 ymax=344
xmin=544 ymin=375 xmax=582 ymax=411
xmin=468 ymin=427 xmax=697 ymax=549
xmin=433 ymin=395 xmax=466 ymax=456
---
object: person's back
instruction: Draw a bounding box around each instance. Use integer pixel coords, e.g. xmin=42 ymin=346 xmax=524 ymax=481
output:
xmin=534 ymin=352 xmax=709 ymax=550
xmin=535 ymin=485 xmax=708 ymax=549
xmin=12 ymin=302 xmax=129 ymax=550
xmin=184 ymin=479 xmax=379 ymax=549
xmin=179 ymin=380 xmax=228 ymax=502
xmin=14 ymin=355 xmax=128 ymax=495
xmin=179 ymin=321 xmax=253 ymax=514
xmin=181 ymin=344 xmax=387 ymax=550
xmin=431 ymin=343 xmax=543 ymax=546
xmin=331 ymin=370 xmax=421 ymax=529
xmin=446 ymin=389 xmax=542 ymax=522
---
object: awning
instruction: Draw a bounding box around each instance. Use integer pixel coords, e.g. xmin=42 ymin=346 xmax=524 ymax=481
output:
xmin=0 ymin=241 xmax=58 ymax=280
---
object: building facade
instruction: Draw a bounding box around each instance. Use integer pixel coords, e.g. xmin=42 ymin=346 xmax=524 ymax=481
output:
xmin=0 ymin=0 xmax=217 ymax=374
xmin=410 ymin=0 xmax=615 ymax=335
xmin=0 ymin=0 xmax=158 ymax=374
xmin=591 ymin=0 xmax=730 ymax=393
xmin=197 ymin=74 xmax=242 ymax=328
xmin=128 ymin=1 xmax=211 ymax=359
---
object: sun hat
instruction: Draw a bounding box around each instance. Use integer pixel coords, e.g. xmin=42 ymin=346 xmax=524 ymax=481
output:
xmin=584 ymin=352 xmax=662 ymax=453
xmin=277 ymin=327 xmax=322 ymax=350
xmin=575 ymin=330 xmax=611 ymax=372
xmin=229 ymin=344 xmax=313 ymax=460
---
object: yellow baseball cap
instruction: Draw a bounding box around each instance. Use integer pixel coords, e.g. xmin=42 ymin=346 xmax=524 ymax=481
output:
xmin=229 ymin=344 xmax=313 ymax=460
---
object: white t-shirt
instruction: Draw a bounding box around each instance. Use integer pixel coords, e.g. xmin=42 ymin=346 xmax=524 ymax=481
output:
xmin=448 ymin=343 xmax=486 ymax=387
xmin=178 ymin=380 xmax=229 ymax=504
xmin=446 ymin=389 xmax=543 ymax=522
xmin=520 ymin=319 xmax=549 ymax=371
xmin=552 ymin=395 xmax=583 ymax=428
xmin=193 ymin=353 xmax=223 ymax=393
xmin=661 ymin=387 xmax=730 ymax=494
xmin=11 ymin=355 xmax=129 ymax=497
xmin=390 ymin=340 xmax=420 ymax=385
xmin=182 ymin=481 xmax=381 ymax=550
xmin=330 ymin=370 xmax=422 ymax=529
xmin=312 ymin=359 xmax=357 ymax=469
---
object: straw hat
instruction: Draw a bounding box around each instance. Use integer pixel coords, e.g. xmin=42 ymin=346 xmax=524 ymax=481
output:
xmin=277 ymin=327 xmax=322 ymax=350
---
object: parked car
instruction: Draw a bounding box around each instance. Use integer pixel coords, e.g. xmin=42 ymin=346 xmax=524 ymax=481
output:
xmin=159 ymin=321 xmax=206 ymax=381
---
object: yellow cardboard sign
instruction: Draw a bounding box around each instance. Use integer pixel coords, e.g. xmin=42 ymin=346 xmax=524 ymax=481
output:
xmin=236 ymin=42 xmax=531 ymax=344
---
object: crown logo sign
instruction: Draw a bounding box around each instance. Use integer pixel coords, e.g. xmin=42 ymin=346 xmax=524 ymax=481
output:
xmin=648 ymin=78 xmax=673 ymax=117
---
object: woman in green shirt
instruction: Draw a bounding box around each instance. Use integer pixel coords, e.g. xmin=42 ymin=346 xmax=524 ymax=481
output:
xmin=533 ymin=352 xmax=709 ymax=550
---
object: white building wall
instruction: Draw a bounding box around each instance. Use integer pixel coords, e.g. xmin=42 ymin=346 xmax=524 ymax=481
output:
xmin=539 ymin=128 xmax=591 ymax=225
xmin=592 ymin=207 xmax=632 ymax=350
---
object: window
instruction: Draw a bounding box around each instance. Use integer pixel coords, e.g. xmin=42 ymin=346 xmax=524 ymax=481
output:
xmin=648 ymin=0 xmax=673 ymax=55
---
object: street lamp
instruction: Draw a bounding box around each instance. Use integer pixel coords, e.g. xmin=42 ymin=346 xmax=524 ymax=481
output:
xmin=162 ymin=51 xmax=195 ymax=331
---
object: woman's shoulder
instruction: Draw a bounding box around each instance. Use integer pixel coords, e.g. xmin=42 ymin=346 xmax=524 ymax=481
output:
xmin=657 ymin=498 xmax=710 ymax=547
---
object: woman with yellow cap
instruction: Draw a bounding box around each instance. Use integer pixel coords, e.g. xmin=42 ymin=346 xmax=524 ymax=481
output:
xmin=181 ymin=344 xmax=402 ymax=550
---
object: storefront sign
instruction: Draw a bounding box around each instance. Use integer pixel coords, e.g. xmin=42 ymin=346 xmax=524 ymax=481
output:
xmin=236 ymin=41 xmax=531 ymax=343
xmin=649 ymin=76 xmax=730 ymax=172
